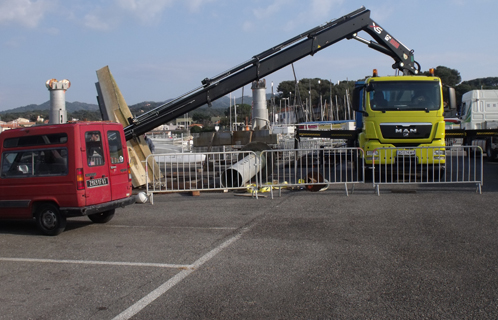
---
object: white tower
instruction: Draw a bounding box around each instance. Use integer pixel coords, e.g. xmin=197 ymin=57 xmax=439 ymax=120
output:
xmin=46 ymin=79 xmax=71 ymax=124
xmin=251 ymin=79 xmax=268 ymax=130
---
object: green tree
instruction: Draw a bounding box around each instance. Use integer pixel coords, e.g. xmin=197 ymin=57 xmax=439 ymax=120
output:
xmin=190 ymin=126 xmax=202 ymax=133
xmin=69 ymin=110 xmax=102 ymax=121
xmin=423 ymin=66 xmax=461 ymax=87
xmin=224 ymin=103 xmax=251 ymax=122
xmin=192 ymin=112 xmax=210 ymax=124
xmin=219 ymin=117 xmax=230 ymax=128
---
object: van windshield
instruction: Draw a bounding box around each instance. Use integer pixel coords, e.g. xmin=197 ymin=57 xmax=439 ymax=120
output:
xmin=368 ymin=80 xmax=441 ymax=111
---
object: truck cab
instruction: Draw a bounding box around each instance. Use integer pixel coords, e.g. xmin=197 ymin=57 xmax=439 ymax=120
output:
xmin=459 ymin=89 xmax=498 ymax=159
xmin=353 ymin=72 xmax=446 ymax=167
xmin=0 ymin=122 xmax=135 ymax=235
xmin=460 ymin=90 xmax=498 ymax=130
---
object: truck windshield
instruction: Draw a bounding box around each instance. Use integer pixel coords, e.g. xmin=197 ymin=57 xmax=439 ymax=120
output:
xmin=369 ymin=80 xmax=441 ymax=111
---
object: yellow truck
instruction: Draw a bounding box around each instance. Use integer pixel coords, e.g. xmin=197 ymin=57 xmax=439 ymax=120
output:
xmin=353 ymin=72 xmax=447 ymax=169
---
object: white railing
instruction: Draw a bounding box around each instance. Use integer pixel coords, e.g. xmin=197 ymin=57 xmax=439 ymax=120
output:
xmin=145 ymin=151 xmax=260 ymax=203
xmin=372 ymin=146 xmax=483 ymax=195
xmin=258 ymin=147 xmax=364 ymax=198
xmin=144 ymin=145 xmax=484 ymax=203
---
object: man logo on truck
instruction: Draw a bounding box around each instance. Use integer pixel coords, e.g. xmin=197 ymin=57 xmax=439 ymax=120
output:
xmin=396 ymin=128 xmax=418 ymax=137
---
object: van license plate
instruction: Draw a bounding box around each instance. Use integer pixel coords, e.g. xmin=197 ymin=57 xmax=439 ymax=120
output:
xmin=87 ymin=177 xmax=109 ymax=188
xmin=397 ymin=150 xmax=416 ymax=156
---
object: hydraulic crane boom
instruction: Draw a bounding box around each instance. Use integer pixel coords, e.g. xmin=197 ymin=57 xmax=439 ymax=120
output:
xmin=122 ymin=6 xmax=420 ymax=140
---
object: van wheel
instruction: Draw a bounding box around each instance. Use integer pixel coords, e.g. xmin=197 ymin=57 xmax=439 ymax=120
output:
xmin=88 ymin=209 xmax=115 ymax=223
xmin=36 ymin=204 xmax=66 ymax=236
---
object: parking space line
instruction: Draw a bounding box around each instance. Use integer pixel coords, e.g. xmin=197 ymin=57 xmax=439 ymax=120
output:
xmin=102 ymin=225 xmax=238 ymax=230
xmin=112 ymin=222 xmax=256 ymax=320
xmin=0 ymin=257 xmax=192 ymax=269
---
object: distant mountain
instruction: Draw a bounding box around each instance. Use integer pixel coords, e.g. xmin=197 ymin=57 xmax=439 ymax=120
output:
xmin=1 ymin=95 xmax=255 ymax=115
xmin=0 ymin=101 xmax=99 ymax=114
xmin=128 ymin=95 xmax=254 ymax=113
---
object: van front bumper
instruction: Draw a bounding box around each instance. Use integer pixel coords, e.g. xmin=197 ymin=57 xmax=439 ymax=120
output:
xmin=61 ymin=196 xmax=136 ymax=217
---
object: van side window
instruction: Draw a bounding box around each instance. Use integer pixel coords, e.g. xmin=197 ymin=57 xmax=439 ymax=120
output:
xmin=1 ymin=148 xmax=68 ymax=178
xmin=4 ymin=133 xmax=68 ymax=148
xmin=107 ymin=131 xmax=124 ymax=164
xmin=85 ymin=131 xmax=105 ymax=166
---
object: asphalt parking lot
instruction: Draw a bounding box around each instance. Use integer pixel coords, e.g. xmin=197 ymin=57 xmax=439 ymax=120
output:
xmin=1 ymin=162 xmax=498 ymax=319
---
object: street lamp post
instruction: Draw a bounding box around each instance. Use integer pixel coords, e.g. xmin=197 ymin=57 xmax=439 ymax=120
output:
xmin=283 ymin=98 xmax=286 ymax=126
xmin=271 ymin=81 xmax=275 ymax=126
xmin=309 ymin=79 xmax=312 ymax=121
xmin=279 ymin=99 xmax=282 ymax=125
xmin=234 ymin=103 xmax=237 ymax=131
xmin=289 ymin=92 xmax=292 ymax=125
xmin=318 ymin=80 xmax=323 ymax=121
xmin=308 ymin=90 xmax=311 ymax=121
xmin=329 ymin=80 xmax=333 ymax=121
xmin=229 ymin=93 xmax=232 ymax=131
xmin=283 ymin=98 xmax=289 ymax=126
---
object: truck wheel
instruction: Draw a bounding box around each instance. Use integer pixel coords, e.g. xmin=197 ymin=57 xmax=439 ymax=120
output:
xmin=88 ymin=209 xmax=115 ymax=223
xmin=486 ymin=139 xmax=497 ymax=161
xmin=365 ymin=167 xmax=374 ymax=182
xmin=429 ymin=166 xmax=446 ymax=182
xmin=36 ymin=204 xmax=66 ymax=236
xmin=352 ymin=152 xmax=363 ymax=181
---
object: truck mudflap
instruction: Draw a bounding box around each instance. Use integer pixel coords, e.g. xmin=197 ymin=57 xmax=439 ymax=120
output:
xmin=60 ymin=196 xmax=136 ymax=217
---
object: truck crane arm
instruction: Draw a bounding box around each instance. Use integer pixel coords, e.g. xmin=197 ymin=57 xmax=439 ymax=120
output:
xmin=121 ymin=6 xmax=420 ymax=140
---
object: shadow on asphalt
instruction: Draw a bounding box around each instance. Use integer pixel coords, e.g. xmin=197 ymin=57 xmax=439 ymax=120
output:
xmin=0 ymin=219 xmax=93 ymax=236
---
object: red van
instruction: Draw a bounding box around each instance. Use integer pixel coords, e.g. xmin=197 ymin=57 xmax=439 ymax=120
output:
xmin=0 ymin=122 xmax=135 ymax=235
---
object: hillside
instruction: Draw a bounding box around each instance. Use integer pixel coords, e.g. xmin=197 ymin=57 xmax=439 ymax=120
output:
xmin=0 ymin=101 xmax=100 ymax=114
xmin=0 ymin=95 xmax=253 ymax=116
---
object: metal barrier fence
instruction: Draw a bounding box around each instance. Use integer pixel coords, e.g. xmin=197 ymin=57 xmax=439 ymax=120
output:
xmin=258 ymin=147 xmax=364 ymax=198
xmin=276 ymin=137 xmax=347 ymax=150
xmin=144 ymin=145 xmax=484 ymax=203
xmin=145 ymin=151 xmax=261 ymax=203
xmin=145 ymin=147 xmax=363 ymax=202
xmin=372 ymin=146 xmax=483 ymax=195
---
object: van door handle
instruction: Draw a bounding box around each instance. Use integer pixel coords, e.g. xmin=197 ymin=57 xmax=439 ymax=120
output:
xmin=110 ymin=166 xmax=117 ymax=169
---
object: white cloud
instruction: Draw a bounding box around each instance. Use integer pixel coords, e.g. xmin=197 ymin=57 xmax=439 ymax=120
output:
xmin=367 ymin=4 xmax=395 ymax=24
xmin=83 ymin=11 xmax=116 ymax=31
xmin=448 ymin=0 xmax=466 ymax=5
xmin=0 ymin=0 xmax=53 ymax=28
xmin=251 ymin=0 xmax=287 ymax=20
xmin=115 ymin=0 xmax=217 ymax=22
xmin=0 ymin=0 xmax=219 ymax=32
xmin=115 ymin=0 xmax=175 ymax=24
xmin=4 ymin=36 xmax=25 ymax=48
xmin=281 ymin=0 xmax=344 ymax=32
xmin=309 ymin=0 xmax=344 ymax=20
xmin=244 ymin=0 xmax=346 ymax=33
xmin=242 ymin=20 xmax=253 ymax=32
xmin=185 ymin=0 xmax=217 ymax=12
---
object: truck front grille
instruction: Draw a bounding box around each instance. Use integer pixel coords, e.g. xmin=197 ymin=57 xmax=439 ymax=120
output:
xmin=380 ymin=123 xmax=432 ymax=139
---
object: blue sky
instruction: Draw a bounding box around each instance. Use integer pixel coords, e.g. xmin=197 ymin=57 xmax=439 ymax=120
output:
xmin=0 ymin=0 xmax=495 ymax=111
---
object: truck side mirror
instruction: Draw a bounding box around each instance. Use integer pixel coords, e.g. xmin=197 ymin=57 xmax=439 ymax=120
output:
xmin=352 ymin=86 xmax=362 ymax=112
xmin=447 ymin=87 xmax=457 ymax=110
